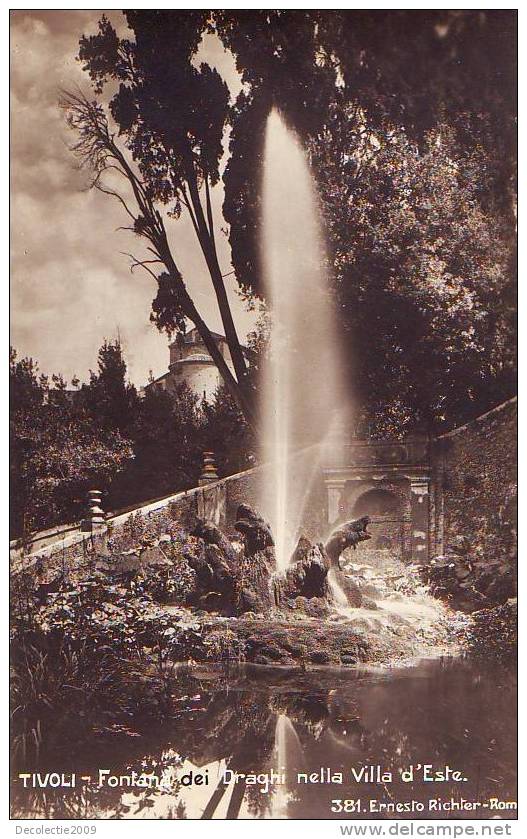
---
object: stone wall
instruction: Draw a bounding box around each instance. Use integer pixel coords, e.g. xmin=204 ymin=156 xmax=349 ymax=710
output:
xmin=435 ymin=398 xmax=517 ymax=562
xmin=11 ymin=482 xmax=218 ymax=568
xmin=11 ymin=398 xmax=517 ymax=571
xmin=11 ymin=452 xmax=332 ymax=569
xmin=225 ymin=466 xmax=262 ymax=535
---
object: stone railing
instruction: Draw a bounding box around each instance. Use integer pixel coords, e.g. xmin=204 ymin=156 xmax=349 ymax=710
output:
xmin=9 ymin=453 xmax=264 ymax=565
xmin=12 ymin=398 xmax=515 ymax=570
xmin=9 ymin=444 xmax=327 ymax=566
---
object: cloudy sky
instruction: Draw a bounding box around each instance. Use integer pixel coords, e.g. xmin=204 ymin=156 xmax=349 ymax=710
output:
xmin=10 ymin=10 xmax=255 ymax=387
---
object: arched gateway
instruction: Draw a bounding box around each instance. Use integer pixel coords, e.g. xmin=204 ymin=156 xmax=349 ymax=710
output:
xmin=323 ymin=435 xmax=432 ymax=562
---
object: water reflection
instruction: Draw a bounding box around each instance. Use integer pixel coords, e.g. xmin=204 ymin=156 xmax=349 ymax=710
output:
xmin=11 ymin=658 xmax=516 ymax=820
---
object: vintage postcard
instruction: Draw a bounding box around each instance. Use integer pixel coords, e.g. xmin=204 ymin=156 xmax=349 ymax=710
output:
xmin=9 ymin=8 xmax=518 ymax=827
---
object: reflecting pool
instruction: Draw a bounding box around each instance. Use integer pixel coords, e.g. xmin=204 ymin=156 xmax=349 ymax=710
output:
xmin=11 ymin=657 xmax=517 ymax=820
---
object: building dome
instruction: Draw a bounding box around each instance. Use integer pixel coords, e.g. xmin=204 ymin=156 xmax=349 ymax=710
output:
xmin=144 ymin=328 xmax=235 ymax=401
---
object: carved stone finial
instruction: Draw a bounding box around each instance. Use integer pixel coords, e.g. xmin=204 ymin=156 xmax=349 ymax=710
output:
xmin=199 ymin=451 xmax=218 ymax=486
xmin=81 ymin=489 xmax=106 ymax=532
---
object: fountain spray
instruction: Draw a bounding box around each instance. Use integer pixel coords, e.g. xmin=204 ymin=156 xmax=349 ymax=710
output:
xmin=259 ymin=109 xmax=348 ymax=571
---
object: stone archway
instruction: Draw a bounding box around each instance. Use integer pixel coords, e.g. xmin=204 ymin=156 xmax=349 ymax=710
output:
xmin=352 ymin=487 xmax=401 ymax=517
xmin=324 ymin=436 xmax=432 ymax=562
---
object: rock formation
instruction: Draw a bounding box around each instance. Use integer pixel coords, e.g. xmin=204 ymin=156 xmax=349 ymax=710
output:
xmin=424 ymin=534 xmax=516 ymax=612
xmin=234 ymin=504 xmax=275 ymax=554
xmin=233 ymin=505 xmax=276 ymax=614
xmin=280 ymin=536 xmax=330 ymax=602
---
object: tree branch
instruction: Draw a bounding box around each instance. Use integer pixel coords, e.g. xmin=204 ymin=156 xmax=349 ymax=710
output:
xmin=180 ymin=185 xmax=201 ymax=240
xmin=62 ymin=87 xmax=255 ymax=426
xmin=95 ymin=183 xmax=137 ymax=221
xmin=204 ymin=175 xmax=215 ymax=242
xmin=121 ymin=252 xmax=163 ymax=282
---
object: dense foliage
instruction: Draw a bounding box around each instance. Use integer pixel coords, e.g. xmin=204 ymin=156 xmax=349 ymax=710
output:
xmin=107 ymin=382 xmax=203 ymax=511
xmin=68 ymin=10 xmax=516 ymax=431
xmin=64 ymin=11 xmax=255 ymax=424
xmin=311 ymin=114 xmax=516 ymax=431
xmin=17 ymin=11 xmax=517 ymax=528
xmin=10 ymin=343 xmax=253 ymax=537
xmin=10 ymin=348 xmax=133 ymax=537
xmin=200 ymin=385 xmax=256 ymax=477
xmin=217 ymin=10 xmax=516 ymax=432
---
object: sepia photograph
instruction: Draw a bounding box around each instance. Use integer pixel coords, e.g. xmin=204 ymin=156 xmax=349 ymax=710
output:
xmin=9 ymin=9 xmax=517 ymax=823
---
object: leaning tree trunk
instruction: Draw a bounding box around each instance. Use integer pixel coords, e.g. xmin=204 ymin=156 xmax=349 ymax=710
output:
xmin=183 ymin=160 xmax=251 ymax=395
xmin=158 ymin=241 xmax=257 ymax=428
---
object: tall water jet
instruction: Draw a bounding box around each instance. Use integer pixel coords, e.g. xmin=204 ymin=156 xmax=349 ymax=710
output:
xmin=259 ymin=109 xmax=348 ymax=570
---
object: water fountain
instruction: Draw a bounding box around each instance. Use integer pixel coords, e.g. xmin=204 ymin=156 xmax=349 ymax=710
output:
xmin=259 ymin=109 xmax=349 ymax=572
xmin=257 ymin=110 xmax=455 ymax=631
